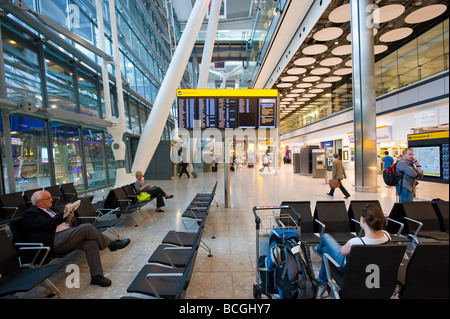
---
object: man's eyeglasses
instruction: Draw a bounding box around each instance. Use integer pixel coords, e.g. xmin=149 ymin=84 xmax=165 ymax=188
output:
xmin=39 ymin=197 xmax=53 ymax=201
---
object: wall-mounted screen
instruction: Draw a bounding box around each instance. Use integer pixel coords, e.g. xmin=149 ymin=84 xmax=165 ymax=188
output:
xmin=258 ymin=98 xmax=276 ymax=128
xmin=178 ymin=97 xmax=196 ymax=129
xmin=238 ymin=98 xmax=258 ymax=128
xmin=199 ymin=98 xmax=217 ymax=128
xmin=411 ymin=146 xmax=441 ymax=177
xmin=218 ymin=97 xmax=237 ymax=128
xmin=176 ymin=89 xmax=278 ymax=129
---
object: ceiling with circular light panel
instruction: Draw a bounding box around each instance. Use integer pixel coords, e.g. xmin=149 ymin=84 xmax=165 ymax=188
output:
xmin=274 ymin=0 xmax=449 ymax=122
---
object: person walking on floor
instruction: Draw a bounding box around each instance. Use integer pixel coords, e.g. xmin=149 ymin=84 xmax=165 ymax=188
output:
xmin=327 ymin=153 xmax=351 ymax=199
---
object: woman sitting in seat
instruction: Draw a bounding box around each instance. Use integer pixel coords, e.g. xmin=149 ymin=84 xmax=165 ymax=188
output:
xmin=314 ymin=204 xmax=391 ymax=287
xmin=134 ymin=171 xmax=174 ymax=213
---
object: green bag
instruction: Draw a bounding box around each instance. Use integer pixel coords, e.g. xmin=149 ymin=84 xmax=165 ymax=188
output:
xmin=137 ymin=192 xmax=151 ymax=202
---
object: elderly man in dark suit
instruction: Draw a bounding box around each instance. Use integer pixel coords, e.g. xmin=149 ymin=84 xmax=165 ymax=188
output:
xmin=22 ymin=190 xmax=130 ymax=287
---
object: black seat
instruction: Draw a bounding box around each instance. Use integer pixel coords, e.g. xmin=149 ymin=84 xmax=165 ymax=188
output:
xmin=432 ymin=200 xmax=449 ymax=233
xmin=0 ymin=192 xmax=28 ymax=227
xmin=22 ymin=188 xmax=43 ymax=208
xmin=387 ymin=201 xmax=449 ymax=242
xmin=194 ymin=181 xmax=219 ymax=207
xmin=313 ymin=201 xmax=356 ymax=244
xmin=102 ymin=188 xmax=145 ymax=226
xmin=60 ymin=182 xmax=94 ymax=203
xmin=397 ymin=241 xmax=449 ymax=299
xmin=75 ymin=197 xmax=122 ymax=239
xmin=0 ymin=229 xmax=63 ymax=297
xmin=348 ymin=200 xmax=408 ymax=243
xmin=322 ymin=244 xmax=407 ymax=299
xmin=44 ymin=185 xmax=70 ymax=206
xmin=280 ymin=201 xmax=321 ymax=245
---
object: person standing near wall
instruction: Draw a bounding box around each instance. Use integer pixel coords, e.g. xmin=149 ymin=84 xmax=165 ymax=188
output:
xmin=395 ymin=148 xmax=423 ymax=202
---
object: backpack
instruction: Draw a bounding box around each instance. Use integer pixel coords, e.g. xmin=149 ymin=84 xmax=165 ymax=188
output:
xmin=382 ymin=161 xmax=402 ymax=186
xmin=266 ymin=229 xmax=317 ymax=299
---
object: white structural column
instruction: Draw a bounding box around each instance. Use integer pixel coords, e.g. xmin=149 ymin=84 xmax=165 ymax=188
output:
xmin=197 ymin=0 xmax=223 ymax=89
xmin=350 ymin=0 xmax=378 ymax=192
xmin=126 ymin=0 xmax=211 ymax=185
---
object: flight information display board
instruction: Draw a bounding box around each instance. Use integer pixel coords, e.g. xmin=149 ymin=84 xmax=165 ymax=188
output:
xmin=178 ymin=97 xmax=196 ymax=129
xmin=258 ymin=98 xmax=276 ymax=128
xmin=177 ymin=89 xmax=278 ymax=129
xmin=238 ymin=98 xmax=258 ymax=128
xmin=199 ymin=98 xmax=217 ymax=128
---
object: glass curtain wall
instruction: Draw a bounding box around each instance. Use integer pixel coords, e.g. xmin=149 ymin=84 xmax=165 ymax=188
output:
xmin=1 ymin=0 xmax=181 ymax=194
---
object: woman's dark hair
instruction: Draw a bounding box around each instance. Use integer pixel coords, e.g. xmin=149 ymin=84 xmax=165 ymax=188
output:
xmin=361 ymin=204 xmax=385 ymax=231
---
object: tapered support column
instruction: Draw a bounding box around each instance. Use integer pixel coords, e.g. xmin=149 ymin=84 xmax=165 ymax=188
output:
xmin=350 ymin=0 xmax=378 ymax=193
xmin=197 ymin=0 xmax=223 ymax=89
xmin=127 ymin=0 xmax=210 ymax=184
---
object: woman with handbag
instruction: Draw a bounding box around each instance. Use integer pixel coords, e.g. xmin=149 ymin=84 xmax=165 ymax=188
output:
xmin=327 ymin=153 xmax=351 ymax=199
xmin=134 ymin=171 xmax=174 ymax=212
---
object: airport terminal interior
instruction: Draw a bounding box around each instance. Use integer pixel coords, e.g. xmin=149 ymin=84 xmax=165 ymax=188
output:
xmin=0 ymin=0 xmax=449 ymax=300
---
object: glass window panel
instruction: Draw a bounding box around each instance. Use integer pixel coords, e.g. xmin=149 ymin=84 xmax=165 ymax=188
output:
xmin=78 ymin=70 xmax=100 ymax=117
xmin=50 ymin=123 xmax=84 ymax=190
xmin=135 ymin=69 xmax=144 ymax=97
xmin=2 ymin=31 xmax=42 ymax=107
xmin=125 ymin=97 xmax=131 ymax=130
xmin=7 ymin=115 xmax=50 ymax=193
xmin=104 ymin=133 xmax=118 ymax=183
xmin=71 ymin=8 xmax=93 ymax=44
xmin=418 ymin=23 xmax=445 ymax=80
xmin=139 ymin=104 xmax=147 ymax=133
xmin=398 ymin=40 xmax=418 ymax=87
xmin=83 ymin=129 xmax=107 ymax=189
xmin=45 ymin=47 xmax=77 ymax=112
xmin=39 ymin=0 xmax=68 ymax=29
xmin=129 ymin=100 xmax=140 ymax=134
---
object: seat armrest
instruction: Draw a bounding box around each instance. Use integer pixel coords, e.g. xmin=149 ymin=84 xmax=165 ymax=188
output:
xmin=145 ymin=272 xmax=184 ymax=299
xmin=1 ymin=206 xmax=19 ymax=219
xmin=18 ymin=245 xmax=51 ymax=268
xmin=404 ymin=217 xmax=423 ymax=245
xmin=387 ymin=218 xmax=404 ymax=236
xmin=161 ymin=247 xmax=192 ymax=268
xmin=315 ymin=219 xmax=326 ymax=237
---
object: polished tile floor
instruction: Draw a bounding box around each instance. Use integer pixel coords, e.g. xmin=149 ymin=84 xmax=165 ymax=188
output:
xmin=13 ymin=163 xmax=449 ymax=299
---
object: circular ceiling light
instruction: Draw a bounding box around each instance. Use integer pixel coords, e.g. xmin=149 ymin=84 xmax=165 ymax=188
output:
xmin=379 ymin=27 xmax=413 ymax=42
xmin=277 ymin=83 xmax=293 ymax=88
xmin=294 ymin=57 xmax=316 ymax=66
xmin=287 ymin=67 xmax=307 ymax=75
xmin=302 ymin=76 xmax=321 ymax=82
xmin=331 ymin=45 xmax=352 ymax=56
xmin=282 ymin=98 xmax=295 ymax=101
xmin=320 ymin=57 xmax=343 ymax=66
xmin=346 ymin=28 xmax=378 ymax=41
xmin=324 ymin=76 xmax=342 ymax=82
xmin=405 ymin=4 xmax=447 ymax=24
xmin=302 ymin=44 xmax=328 ymax=55
xmin=316 ymin=83 xmax=333 ymax=88
xmin=310 ymin=67 xmax=331 ymax=75
xmin=313 ymin=27 xmax=343 ymax=41
xmin=345 ymin=60 xmax=352 ymax=67
xmin=303 ymin=93 xmax=317 ymax=98
xmin=285 ymin=93 xmax=300 ymax=98
xmin=309 ymin=88 xmax=324 ymax=94
xmin=298 ymin=98 xmax=311 ymax=102
xmin=291 ymin=88 xmax=306 ymax=93
xmin=373 ymin=4 xmax=405 ymax=24
xmin=328 ymin=3 xmax=351 ymax=23
xmin=296 ymin=83 xmax=313 ymax=88
xmin=374 ymin=44 xmax=388 ymax=55
xmin=281 ymin=75 xmax=300 ymax=82
xmin=334 ymin=68 xmax=352 ymax=76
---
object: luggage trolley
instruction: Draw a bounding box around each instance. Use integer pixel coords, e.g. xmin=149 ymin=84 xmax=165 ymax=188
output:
xmin=252 ymin=205 xmax=302 ymax=299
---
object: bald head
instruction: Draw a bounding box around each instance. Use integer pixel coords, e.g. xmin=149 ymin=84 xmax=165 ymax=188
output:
xmin=31 ymin=190 xmax=53 ymax=207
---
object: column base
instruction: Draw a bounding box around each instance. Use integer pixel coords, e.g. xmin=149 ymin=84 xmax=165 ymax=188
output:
xmin=354 ymin=185 xmax=379 ymax=193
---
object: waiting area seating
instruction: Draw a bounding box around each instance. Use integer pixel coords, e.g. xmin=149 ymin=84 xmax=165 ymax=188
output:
xmin=126 ymin=182 xmax=217 ymax=299
xmin=387 ymin=201 xmax=449 ymax=243
xmin=0 ymin=229 xmax=63 ymax=298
